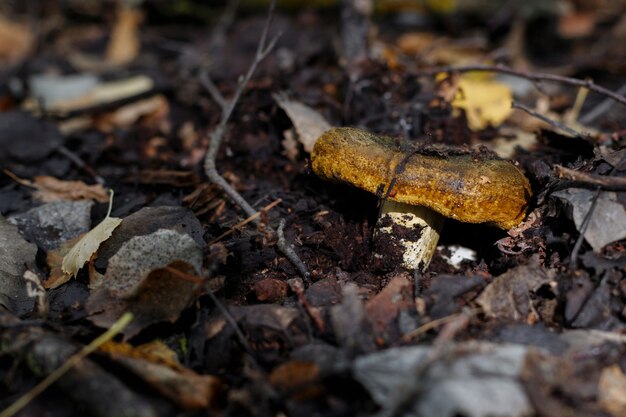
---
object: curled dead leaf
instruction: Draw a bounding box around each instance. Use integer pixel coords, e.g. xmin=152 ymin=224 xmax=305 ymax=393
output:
xmin=62 ymin=194 xmax=122 ymax=278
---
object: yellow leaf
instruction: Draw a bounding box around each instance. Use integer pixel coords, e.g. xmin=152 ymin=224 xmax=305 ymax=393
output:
xmin=62 ymin=192 xmax=121 ymax=278
xmin=452 ymin=76 xmax=513 ymax=131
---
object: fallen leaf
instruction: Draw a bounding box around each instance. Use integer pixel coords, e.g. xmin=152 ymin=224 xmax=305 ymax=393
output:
xmin=100 ymin=340 xmax=221 ymax=409
xmin=0 ymin=216 xmax=37 ymax=316
xmin=269 ymin=361 xmax=323 ymax=401
xmin=98 ymin=229 xmax=202 ymax=297
xmin=0 ymin=16 xmax=33 ymax=63
xmin=87 ymin=229 xmax=203 ymax=339
xmin=354 ymin=342 xmax=533 ymax=417
xmin=274 ymin=92 xmax=331 ymax=153
xmin=62 ymin=199 xmax=122 ymax=278
xmin=364 ymin=272 xmax=414 ymax=339
xmin=31 ymin=176 xmax=109 ymax=203
xmin=252 ymin=277 xmax=289 ymax=302
xmin=423 ymin=274 xmax=485 ymax=319
xmin=449 ymin=74 xmax=513 ymax=131
xmin=96 ymin=95 xmax=169 ymax=131
xmin=45 ymin=235 xmax=82 ymax=289
xmin=552 ymin=188 xmax=626 ymax=252
xmin=558 ymin=11 xmax=597 ymax=39
xmin=25 ymin=75 xmax=154 ymax=114
xmin=105 ymin=6 xmax=142 ymax=65
xmin=29 ymin=73 xmax=99 ymax=110
xmin=598 ymin=365 xmax=626 ymax=417
xmin=476 ymin=259 xmax=556 ymax=322
xmin=331 ymin=283 xmax=376 ymax=353
xmin=95 ymin=205 xmax=205 ymax=270
xmin=9 ymin=200 xmax=93 ymax=251
xmin=396 ymin=32 xmax=436 ymax=55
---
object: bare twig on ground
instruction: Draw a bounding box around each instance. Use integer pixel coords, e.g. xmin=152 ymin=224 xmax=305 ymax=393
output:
xmin=201 ymin=0 xmax=310 ymax=280
xmin=56 ymin=145 xmax=105 ymax=185
xmin=276 ymin=219 xmax=310 ymax=279
xmin=400 ymin=308 xmax=480 ymax=344
xmin=414 ymin=64 xmax=626 ymax=108
xmin=512 ymin=101 xmax=585 ymax=138
xmin=209 ymin=198 xmax=282 ymax=244
xmin=555 ymin=165 xmax=626 ymax=191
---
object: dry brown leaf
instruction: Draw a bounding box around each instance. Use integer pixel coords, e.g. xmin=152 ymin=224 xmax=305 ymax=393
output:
xmin=0 ymin=17 xmax=33 ymax=63
xmin=32 ymin=176 xmax=109 ymax=203
xmin=269 ymin=361 xmax=323 ymax=401
xmin=106 ymin=6 xmax=142 ymax=65
xmin=38 ymin=75 xmax=154 ymax=114
xmin=274 ymin=93 xmax=331 ymax=153
xmin=598 ymin=364 xmax=626 ymax=417
xmin=45 ymin=235 xmax=82 ymax=289
xmin=95 ymin=95 xmax=169 ymax=132
xmin=62 ymin=196 xmax=122 ymax=278
xmin=396 ymin=32 xmax=436 ymax=55
xmin=558 ymin=12 xmax=597 ymax=39
xmin=100 ymin=340 xmax=222 ymax=409
xmin=476 ymin=259 xmax=556 ymax=322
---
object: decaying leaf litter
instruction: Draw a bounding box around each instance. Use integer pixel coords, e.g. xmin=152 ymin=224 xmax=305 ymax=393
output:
xmin=1 ymin=0 xmax=626 ymax=416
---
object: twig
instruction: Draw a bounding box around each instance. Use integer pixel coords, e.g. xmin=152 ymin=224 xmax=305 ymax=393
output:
xmin=555 ymin=165 xmax=626 ymax=191
xmin=209 ymin=198 xmax=282 ymax=244
xmin=202 ymin=0 xmax=310 ymax=280
xmin=276 ymin=219 xmax=309 ymax=279
xmin=401 ymin=308 xmax=480 ymax=343
xmin=512 ymin=101 xmax=585 ymax=138
xmin=55 ymin=145 xmax=106 ymax=185
xmin=287 ymin=278 xmax=319 ymax=339
xmin=0 ymin=313 xmax=132 ymax=417
xmin=569 ymin=188 xmax=601 ymax=269
xmin=414 ymin=64 xmax=626 ymax=108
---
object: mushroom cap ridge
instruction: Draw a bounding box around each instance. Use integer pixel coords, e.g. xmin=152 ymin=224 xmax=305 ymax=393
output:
xmin=311 ymin=127 xmax=532 ymax=229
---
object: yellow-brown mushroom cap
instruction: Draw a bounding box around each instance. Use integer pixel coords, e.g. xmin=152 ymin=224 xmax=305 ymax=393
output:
xmin=311 ymin=127 xmax=532 ymax=229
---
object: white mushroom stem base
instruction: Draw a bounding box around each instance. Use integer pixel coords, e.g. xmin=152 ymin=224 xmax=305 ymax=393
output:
xmin=372 ymin=200 xmax=445 ymax=271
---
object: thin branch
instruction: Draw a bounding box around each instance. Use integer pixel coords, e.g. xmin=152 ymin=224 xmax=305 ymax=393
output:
xmin=55 ymin=145 xmax=106 ymax=185
xmin=414 ymin=64 xmax=626 ymax=108
xmin=201 ymin=0 xmax=310 ymax=280
xmin=555 ymin=165 xmax=626 ymax=191
xmin=199 ymin=70 xmax=227 ymax=110
xmin=512 ymin=101 xmax=585 ymax=138
xmin=277 ymin=219 xmax=310 ymax=281
xmin=209 ymin=198 xmax=282 ymax=244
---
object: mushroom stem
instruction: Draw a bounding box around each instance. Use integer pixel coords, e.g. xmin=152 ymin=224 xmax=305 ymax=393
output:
xmin=372 ymin=200 xmax=445 ymax=271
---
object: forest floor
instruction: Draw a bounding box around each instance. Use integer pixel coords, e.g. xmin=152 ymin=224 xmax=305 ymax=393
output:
xmin=1 ymin=1 xmax=626 ymax=416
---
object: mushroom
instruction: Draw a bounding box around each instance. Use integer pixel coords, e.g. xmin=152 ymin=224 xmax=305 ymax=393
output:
xmin=311 ymin=127 xmax=532 ymax=271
